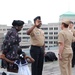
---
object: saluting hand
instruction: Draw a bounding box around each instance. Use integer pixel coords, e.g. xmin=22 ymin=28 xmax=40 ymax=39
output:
xmin=35 ymin=20 xmax=41 ymax=26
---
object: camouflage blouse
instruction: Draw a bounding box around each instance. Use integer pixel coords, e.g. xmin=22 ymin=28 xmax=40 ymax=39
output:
xmin=1 ymin=27 xmax=21 ymax=72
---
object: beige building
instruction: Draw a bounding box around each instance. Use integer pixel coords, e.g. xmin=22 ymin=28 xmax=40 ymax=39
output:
xmin=0 ymin=23 xmax=59 ymax=49
xmin=19 ymin=23 xmax=59 ymax=49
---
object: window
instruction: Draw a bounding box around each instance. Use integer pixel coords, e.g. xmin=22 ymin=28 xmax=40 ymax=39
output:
xmin=45 ymin=41 xmax=48 ymax=43
xmin=23 ymin=33 xmax=26 ymax=35
xmin=54 ymin=41 xmax=57 ymax=44
xmin=54 ymin=27 xmax=58 ymax=30
xmin=49 ymin=32 xmax=53 ymax=34
xmin=18 ymin=33 xmax=21 ymax=35
xmin=23 ymin=37 xmax=27 ymax=39
xmin=7 ymin=29 xmax=10 ymax=31
xmin=3 ymin=29 xmax=6 ymax=31
xmin=49 ymin=37 xmax=53 ymax=39
xmin=54 ymin=32 xmax=58 ymax=35
xmin=23 ymin=28 xmax=28 ymax=30
xmin=44 ymin=32 xmax=48 ymax=34
xmin=49 ymin=28 xmax=53 ymax=30
xmin=23 ymin=37 xmax=30 ymax=39
xmin=45 ymin=37 xmax=48 ymax=39
xmin=41 ymin=28 xmax=48 ymax=30
xmin=54 ymin=37 xmax=58 ymax=39
xmin=49 ymin=41 xmax=53 ymax=44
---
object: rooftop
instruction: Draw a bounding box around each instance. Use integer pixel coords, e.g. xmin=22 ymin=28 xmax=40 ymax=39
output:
xmin=60 ymin=11 xmax=75 ymax=17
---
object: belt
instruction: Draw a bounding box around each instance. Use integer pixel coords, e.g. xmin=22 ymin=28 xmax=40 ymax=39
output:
xmin=31 ymin=45 xmax=42 ymax=48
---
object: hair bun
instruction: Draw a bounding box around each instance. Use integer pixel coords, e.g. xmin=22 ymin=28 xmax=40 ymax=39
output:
xmin=12 ymin=20 xmax=25 ymax=26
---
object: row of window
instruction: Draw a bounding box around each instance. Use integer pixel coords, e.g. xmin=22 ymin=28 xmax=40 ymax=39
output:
xmin=22 ymin=28 xmax=28 ymax=30
xmin=45 ymin=37 xmax=58 ymax=39
xmin=49 ymin=28 xmax=58 ymax=30
xmin=20 ymin=37 xmax=30 ymax=39
xmin=2 ymin=26 xmax=75 ymax=31
xmin=0 ymin=28 xmax=29 ymax=31
xmin=18 ymin=32 xmax=58 ymax=35
xmin=0 ymin=29 xmax=10 ymax=31
xmin=45 ymin=41 xmax=57 ymax=44
xmin=20 ymin=36 xmax=58 ymax=40
xmin=45 ymin=32 xmax=58 ymax=34
xmin=41 ymin=27 xmax=58 ymax=30
xmin=21 ymin=36 xmax=58 ymax=40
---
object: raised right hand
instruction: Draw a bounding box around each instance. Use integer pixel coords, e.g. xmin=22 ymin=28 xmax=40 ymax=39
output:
xmin=35 ymin=20 xmax=41 ymax=26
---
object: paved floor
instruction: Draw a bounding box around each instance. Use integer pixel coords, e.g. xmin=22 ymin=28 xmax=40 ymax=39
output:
xmin=43 ymin=61 xmax=60 ymax=75
xmin=43 ymin=61 xmax=75 ymax=75
xmin=0 ymin=49 xmax=75 ymax=75
xmin=0 ymin=61 xmax=75 ymax=75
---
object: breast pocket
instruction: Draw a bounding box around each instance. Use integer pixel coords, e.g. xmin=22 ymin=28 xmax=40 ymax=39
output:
xmin=35 ymin=31 xmax=40 ymax=36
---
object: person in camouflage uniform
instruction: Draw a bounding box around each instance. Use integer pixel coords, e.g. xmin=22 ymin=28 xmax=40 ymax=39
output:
xmin=1 ymin=20 xmax=24 ymax=73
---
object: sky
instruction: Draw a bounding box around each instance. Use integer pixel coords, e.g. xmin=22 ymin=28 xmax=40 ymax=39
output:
xmin=0 ymin=0 xmax=75 ymax=26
